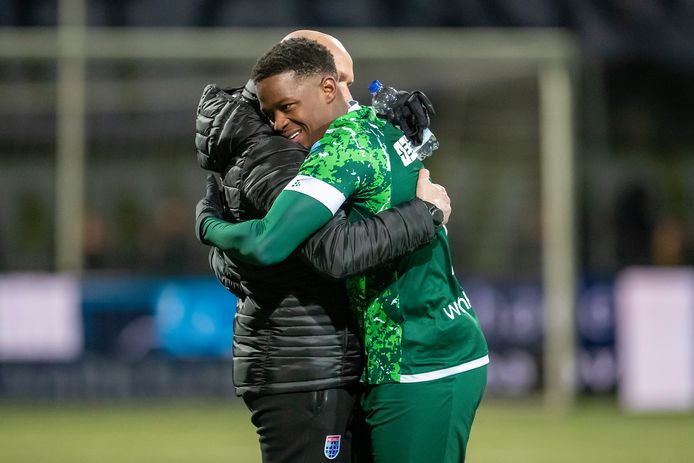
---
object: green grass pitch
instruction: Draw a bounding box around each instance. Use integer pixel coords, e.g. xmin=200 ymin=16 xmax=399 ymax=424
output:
xmin=1 ymin=398 xmax=693 ymax=462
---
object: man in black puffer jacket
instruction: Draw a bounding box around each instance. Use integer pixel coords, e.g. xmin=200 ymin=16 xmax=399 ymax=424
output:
xmin=195 ymin=31 xmax=445 ymax=463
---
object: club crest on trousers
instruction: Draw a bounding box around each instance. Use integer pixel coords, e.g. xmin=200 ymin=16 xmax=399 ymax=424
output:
xmin=324 ymin=435 xmax=341 ymax=460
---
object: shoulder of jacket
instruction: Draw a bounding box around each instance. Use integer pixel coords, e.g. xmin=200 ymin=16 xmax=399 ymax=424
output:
xmin=244 ymin=137 xmax=308 ymax=169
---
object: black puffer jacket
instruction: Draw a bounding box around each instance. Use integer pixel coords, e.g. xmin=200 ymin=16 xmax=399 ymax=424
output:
xmin=195 ymin=83 xmax=436 ymax=396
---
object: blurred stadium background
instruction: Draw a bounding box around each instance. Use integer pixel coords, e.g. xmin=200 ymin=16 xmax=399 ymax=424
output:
xmin=1 ymin=1 xmax=694 ymax=462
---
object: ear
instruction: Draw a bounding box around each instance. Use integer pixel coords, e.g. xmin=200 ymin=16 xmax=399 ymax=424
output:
xmin=320 ymin=75 xmax=339 ymax=103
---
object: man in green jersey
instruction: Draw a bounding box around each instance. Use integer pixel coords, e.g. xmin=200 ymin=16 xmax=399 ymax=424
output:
xmin=198 ymin=38 xmax=489 ymax=462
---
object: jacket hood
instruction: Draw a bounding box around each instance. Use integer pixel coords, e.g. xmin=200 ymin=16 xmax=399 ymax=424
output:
xmin=195 ymin=83 xmax=274 ymax=173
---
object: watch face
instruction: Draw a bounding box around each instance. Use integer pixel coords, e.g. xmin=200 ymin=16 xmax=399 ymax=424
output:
xmin=434 ymin=208 xmax=443 ymax=225
xmin=432 ymin=207 xmax=444 ymax=225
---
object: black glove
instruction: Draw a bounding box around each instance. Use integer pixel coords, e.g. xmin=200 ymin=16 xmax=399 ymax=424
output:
xmin=388 ymin=90 xmax=436 ymax=145
xmin=195 ymin=174 xmax=224 ymax=244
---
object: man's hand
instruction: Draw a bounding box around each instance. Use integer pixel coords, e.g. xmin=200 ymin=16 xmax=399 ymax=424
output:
xmin=195 ymin=174 xmax=224 ymax=244
xmin=416 ymin=168 xmax=451 ymax=225
xmin=390 ymin=90 xmax=436 ymax=145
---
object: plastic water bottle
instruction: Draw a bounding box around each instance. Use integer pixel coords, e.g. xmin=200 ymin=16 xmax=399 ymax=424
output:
xmin=368 ymin=79 xmax=439 ymax=160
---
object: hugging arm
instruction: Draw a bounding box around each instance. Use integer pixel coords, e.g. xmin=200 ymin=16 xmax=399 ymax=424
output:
xmin=197 ymin=171 xmax=440 ymax=271
xmin=298 ymin=201 xmax=435 ymax=280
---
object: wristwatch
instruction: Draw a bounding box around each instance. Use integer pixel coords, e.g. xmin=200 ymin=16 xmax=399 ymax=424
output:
xmin=423 ymin=201 xmax=444 ymax=227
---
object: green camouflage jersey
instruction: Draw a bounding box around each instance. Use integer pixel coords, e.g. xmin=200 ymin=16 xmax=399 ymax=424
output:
xmin=284 ymin=104 xmax=489 ymax=384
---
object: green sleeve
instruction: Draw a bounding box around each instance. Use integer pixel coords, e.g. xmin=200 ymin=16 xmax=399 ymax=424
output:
xmin=201 ymin=190 xmax=333 ymax=266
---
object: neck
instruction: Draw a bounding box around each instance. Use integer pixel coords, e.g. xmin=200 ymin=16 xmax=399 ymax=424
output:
xmin=313 ymin=99 xmax=352 ymax=146
xmin=333 ymin=98 xmax=350 ymax=119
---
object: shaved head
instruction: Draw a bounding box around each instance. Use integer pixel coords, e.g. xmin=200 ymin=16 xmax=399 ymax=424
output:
xmin=282 ymin=30 xmax=354 ymax=101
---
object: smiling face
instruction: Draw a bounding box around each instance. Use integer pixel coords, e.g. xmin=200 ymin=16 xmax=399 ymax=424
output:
xmin=257 ymin=71 xmax=346 ymax=149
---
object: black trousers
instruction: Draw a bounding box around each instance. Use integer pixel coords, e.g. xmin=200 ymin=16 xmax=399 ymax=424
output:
xmin=243 ymin=386 xmax=372 ymax=463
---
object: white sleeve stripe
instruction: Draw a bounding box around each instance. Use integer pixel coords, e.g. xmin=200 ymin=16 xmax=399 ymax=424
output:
xmin=283 ymin=175 xmax=346 ymax=215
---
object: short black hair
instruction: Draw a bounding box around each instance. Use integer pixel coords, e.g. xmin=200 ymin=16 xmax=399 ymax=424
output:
xmin=252 ymin=37 xmax=337 ymax=83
